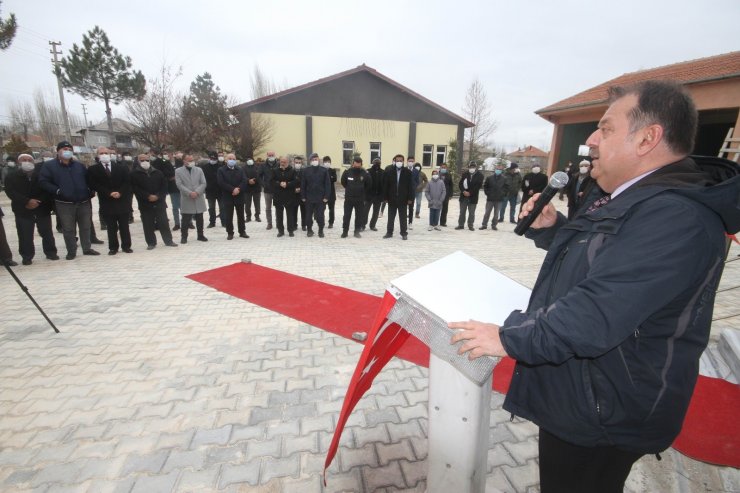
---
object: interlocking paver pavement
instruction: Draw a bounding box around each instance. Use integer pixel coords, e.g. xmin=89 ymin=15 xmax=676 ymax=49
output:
xmin=1 ymin=192 xmax=738 ymax=492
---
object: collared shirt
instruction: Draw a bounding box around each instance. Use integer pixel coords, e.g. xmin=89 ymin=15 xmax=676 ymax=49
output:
xmin=611 ymin=168 xmax=660 ymax=199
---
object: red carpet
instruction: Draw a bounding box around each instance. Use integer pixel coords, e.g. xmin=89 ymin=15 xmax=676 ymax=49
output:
xmin=188 ymin=261 xmax=739 ymax=468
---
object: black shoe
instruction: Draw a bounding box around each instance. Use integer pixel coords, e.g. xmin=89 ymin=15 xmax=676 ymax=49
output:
xmin=101 ymin=225 xmax=107 ymax=231
xmin=147 ymin=245 xmax=156 ymax=250
xmin=353 ymin=231 xmax=361 ymax=238
xmin=370 ymin=227 xmax=378 ymax=231
xmin=455 ymin=226 xmax=464 ymax=230
xmin=341 ymin=232 xmax=348 ymax=238
xmin=123 ymin=248 xmax=133 ymax=253
xmin=288 ymin=231 xmax=294 ymax=237
xmin=108 ymin=250 xmax=117 ymax=256
xmin=189 ymin=224 xmax=195 ymax=229
xmin=245 ymin=217 xmax=251 ymax=223
xmin=4 ymin=259 xmax=18 ymax=266
xmin=255 ymin=217 xmax=261 ymax=222
xmin=83 ymin=249 xmax=100 ymax=256
xmin=181 ymin=237 xmax=187 ymax=244
xmin=128 ymin=218 xmax=134 ymax=224
xmin=277 ymin=231 xmax=285 ymax=237
xmin=307 ymin=230 xmax=314 ymax=237
xmin=207 ymin=224 xmax=216 ymax=229
xmin=478 ymin=226 xmax=487 ymax=230
xmin=402 ymin=234 xmax=408 ymax=240
xmin=468 ymin=226 xmax=475 ymax=231
xmin=173 ymin=225 xmax=180 ymax=231
xmin=328 ymin=224 xmax=333 ymax=229
xmin=165 ymin=243 xmax=178 ymax=247
xmin=383 ymin=233 xmax=392 ymax=239
xmin=492 ymin=225 xmax=498 ymax=230
xmin=227 ymin=234 xmax=234 ymax=240
xmin=46 ymin=255 xmax=60 ymax=261
xmin=22 ymin=259 xmax=32 ymax=265
xmin=302 ymin=225 xmax=307 ymax=231
xmin=91 ymin=238 xmax=105 ymax=245
xmin=510 ymin=220 xmax=516 ymax=224
xmin=65 ymin=253 xmax=75 ymax=260
xmin=197 ymin=236 xmax=208 ymax=242
xmin=441 ymin=224 xmax=447 ymax=227
xmin=239 ymin=232 xmax=249 ymax=238
xmin=267 ymin=224 xmax=273 ymax=230
xmin=318 ymin=231 xmax=324 ymax=238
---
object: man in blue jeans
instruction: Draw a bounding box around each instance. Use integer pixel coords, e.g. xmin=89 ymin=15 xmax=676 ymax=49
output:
xmin=499 ymin=162 xmax=522 ymax=223
xmin=39 ymin=141 xmax=100 ymax=260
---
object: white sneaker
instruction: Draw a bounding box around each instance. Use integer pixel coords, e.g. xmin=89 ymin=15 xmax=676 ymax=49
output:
xmin=434 ymin=226 xmax=441 ymax=231
xmin=428 ymin=226 xmax=433 ymax=231
xmin=408 ymin=224 xmax=413 ymax=230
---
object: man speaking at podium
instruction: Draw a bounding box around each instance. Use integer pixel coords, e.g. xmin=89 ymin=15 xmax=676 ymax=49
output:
xmin=451 ymin=80 xmax=740 ymax=493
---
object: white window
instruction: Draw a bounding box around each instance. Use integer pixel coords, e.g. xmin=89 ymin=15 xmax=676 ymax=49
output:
xmin=422 ymin=144 xmax=433 ymax=167
xmin=436 ymin=145 xmax=447 ymax=166
xmin=95 ymin=135 xmax=107 ymax=144
xmin=342 ymin=141 xmax=355 ymax=166
xmin=370 ymin=142 xmax=381 ymax=163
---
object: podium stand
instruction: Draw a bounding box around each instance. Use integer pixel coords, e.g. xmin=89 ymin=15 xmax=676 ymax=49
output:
xmin=386 ymin=251 xmax=531 ymax=492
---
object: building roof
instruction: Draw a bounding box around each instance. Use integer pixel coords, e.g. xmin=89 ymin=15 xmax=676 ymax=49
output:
xmin=233 ymin=64 xmax=474 ymax=127
xmin=78 ymin=118 xmax=134 ymax=134
xmin=537 ymin=51 xmax=740 ymax=115
xmin=507 ymin=145 xmax=549 ymax=158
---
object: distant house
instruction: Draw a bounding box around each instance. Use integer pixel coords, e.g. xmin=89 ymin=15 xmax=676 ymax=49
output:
xmin=536 ymin=51 xmax=740 ymax=171
xmin=232 ymin=64 xmax=474 ymax=170
xmin=506 ymin=145 xmax=549 ymax=169
xmin=78 ymin=118 xmax=139 ymax=153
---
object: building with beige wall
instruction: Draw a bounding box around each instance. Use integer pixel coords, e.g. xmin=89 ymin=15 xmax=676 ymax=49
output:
xmin=233 ymin=65 xmax=473 ymax=171
xmin=536 ymin=51 xmax=740 ymax=173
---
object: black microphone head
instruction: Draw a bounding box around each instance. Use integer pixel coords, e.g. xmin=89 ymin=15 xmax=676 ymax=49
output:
xmin=549 ymin=171 xmax=569 ymax=189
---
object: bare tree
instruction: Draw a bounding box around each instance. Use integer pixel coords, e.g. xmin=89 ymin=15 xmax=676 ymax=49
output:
xmin=125 ymin=63 xmax=182 ymax=150
xmin=224 ymin=109 xmax=274 ymax=160
xmin=462 ymin=78 xmax=497 ymax=168
xmin=250 ymin=64 xmax=284 ymax=99
xmin=8 ymin=100 xmax=34 ymax=137
xmin=32 ymin=90 xmax=84 ymax=147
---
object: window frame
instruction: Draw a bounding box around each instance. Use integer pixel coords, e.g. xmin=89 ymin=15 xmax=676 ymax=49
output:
xmin=422 ymin=144 xmax=433 ymax=167
xmin=342 ymin=140 xmax=355 ymax=166
xmin=436 ymin=145 xmax=447 ymax=166
xmin=370 ymin=142 xmax=381 ymax=164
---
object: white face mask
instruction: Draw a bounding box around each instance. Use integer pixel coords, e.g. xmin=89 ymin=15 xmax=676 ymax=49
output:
xmin=580 ymin=166 xmax=589 ymax=174
xmin=532 ymin=167 xmax=541 ymax=174
xmin=227 ymin=160 xmax=237 ymax=168
xmin=468 ymin=168 xmax=476 ymax=173
xmin=163 ymin=154 xmax=170 ymax=160
xmin=323 ymin=162 xmax=331 ymax=168
xmin=294 ymin=163 xmax=302 ymax=170
xmin=185 ymin=161 xmax=194 ymax=168
xmin=6 ymin=161 xmax=15 ymax=167
xmin=99 ymin=154 xmax=111 ymax=164
xmin=407 ymin=162 xmax=414 ymax=169
xmin=21 ymin=161 xmax=35 ymax=172
xmin=310 ymin=160 xmax=319 ymax=166
xmin=43 ymin=157 xmax=53 ymax=162
xmin=431 ymin=174 xmax=439 ymax=180
xmin=395 ymin=161 xmax=403 ymax=168
xmin=124 ymin=156 xmax=133 ymax=162
xmin=247 ymin=160 xmax=254 ymax=166
xmin=61 ymin=150 xmax=73 ymax=160
xmin=218 ymin=156 xmax=225 ymax=162
xmin=140 ymin=161 xmax=151 ymax=170
xmin=209 ymin=159 xmax=217 ymax=165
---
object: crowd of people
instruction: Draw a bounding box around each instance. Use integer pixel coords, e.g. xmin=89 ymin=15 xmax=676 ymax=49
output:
xmin=0 ymin=140 xmax=566 ymax=266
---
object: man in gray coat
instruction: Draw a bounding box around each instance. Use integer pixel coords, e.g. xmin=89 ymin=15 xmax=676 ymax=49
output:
xmin=175 ymin=154 xmax=208 ymax=243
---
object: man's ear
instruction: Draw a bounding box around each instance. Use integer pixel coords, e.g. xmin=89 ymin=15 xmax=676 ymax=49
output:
xmin=636 ymin=124 xmax=664 ymax=157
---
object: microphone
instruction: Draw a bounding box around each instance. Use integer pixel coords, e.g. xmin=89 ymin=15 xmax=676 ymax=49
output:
xmin=514 ymin=171 xmax=569 ymax=236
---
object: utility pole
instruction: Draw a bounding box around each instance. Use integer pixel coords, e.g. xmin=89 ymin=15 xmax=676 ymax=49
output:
xmin=81 ymin=103 xmax=89 ymax=148
xmin=49 ymin=41 xmax=72 ymax=142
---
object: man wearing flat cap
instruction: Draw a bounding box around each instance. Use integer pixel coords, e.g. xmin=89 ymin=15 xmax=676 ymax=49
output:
xmin=39 ymin=141 xmax=100 ymax=260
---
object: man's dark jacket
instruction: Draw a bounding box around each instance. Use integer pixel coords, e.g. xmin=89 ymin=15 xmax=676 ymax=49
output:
xmin=5 ymin=166 xmax=54 ymax=216
xmin=39 ymin=158 xmax=93 ymax=203
xmin=88 ymin=162 xmax=132 ymax=215
xmin=260 ymin=159 xmax=279 ymax=194
xmin=521 ymin=171 xmax=548 ymax=199
xmin=272 ymin=166 xmax=299 ymax=206
xmin=483 ymin=173 xmax=509 ymax=202
xmin=368 ymin=164 xmax=384 ymax=199
xmin=199 ymin=161 xmax=222 ymax=199
xmin=341 ymin=167 xmax=371 ymax=202
xmin=300 ymin=165 xmax=330 ymax=202
xmin=458 ymin=170 xmax=484 ymax=204
xmin=242 ymin=164 xmax=261 ymax=193
xmin=382 ymin=166 xmax=414 ymax=205
xmin=217 ymin=166 xmax=248 ymax=205
xmin=499 ymin=157 xmax=740 ymax=454
xmin=152 ymin=158 xmax=177 ymax=194
xmin=130 ymin=167 xmax=168 ymax=210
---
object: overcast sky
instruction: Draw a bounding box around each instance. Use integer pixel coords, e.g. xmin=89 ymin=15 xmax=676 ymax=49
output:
xmin=1 ymin=0 xmax=738 ymax=152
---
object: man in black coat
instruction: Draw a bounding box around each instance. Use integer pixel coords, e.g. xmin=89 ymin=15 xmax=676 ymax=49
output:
xmin=200 ymin=151 xmax=223 ymax=228
xmin=456 ymin=161 xmax=484 ymax=231
xmin=260 ymin=151 xmax=279 ymax=230
xmin=88 ymin=147 xmax=133 ymax=255
xmin=130 ymin=153 xmax=177 ymax=249
xmin=438 ymin=162 xmax=454 ymax=226
xmin=364 ymin=158 xmax=385 ymax=231
xmin=341 ymin=156 xmax=372 ymax=238
xmin=151 ymin=149 xmax=179 ymax=229
xmin=217 ymin=153 xmax=249 ymax=240
xmin=382 ymin=154 xmax=414 ymax=240
xmin=272 ymin=156 xmax=300 ymax=237
xmin=520 ymin=164 xmax=548 ymax=215
xmin=566 ymin=160 xmax=598 ymax=219
xmin=301 ymin=152 xmax=331 ymax=237
xmin=242 ymin=158 xmax=261 ymax=222
xmin=323 ymin=156 xmax=338 ymax=228
xmin=479 ymin=164 xmax=509 ymax=230
xmin=4 ymin=153 xmax=58 ymax=264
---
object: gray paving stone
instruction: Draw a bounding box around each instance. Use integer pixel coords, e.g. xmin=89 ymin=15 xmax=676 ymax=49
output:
xmin=29 ymin=461 xmax=84 ymax=488
xmin=261 ymin=454 xmax=300 ymax=483
xmin=176 ymin=467 xmax=219 ymax=491
xmin=503 ymin=436 xmax=539 ymax=465
xmin=300 ymin=414 xmax=334 ymax=434
xmin=219 ymin=461 xmax=261 ymax=488
xmin=246 ymin=439 xmax=281 ymax=461
xmin=130 ymin=470 xmax=179 ymax=493
xmin=363 ymin=460 xmax=407 ymax=491
xmin=86 ymin=476 xmax=136 ymax=493
xmin=190 ymin=425 xmax=232 ymax=447
xmin=283 ymin=431 xmax=319 ymax=456
xmin=283 ymin=402 xmax=317 ymax=420
xmin=229 ymin=424 xmax=265 ymax=444
xmin=365 ymin=407 xmax=400 ymax=427
xmin=248 ymin=406 xmax=282 ymax=426
xmin=377 ymin=440 xmax=416 ymax=466
xmin=120 ymin=449 xmax=170 ymax=476
xmin=399 ymin=458 xmax=427 ymax=489
xmin=265 ymin=420 xmax=300 ymax=439
xmin=502 ymin=460 xmax=540 ymax=492
xmin=161 ymin=449 xmax=205 ymax=473
xmin=204 ymin=444 xmax=247 ymax=467
xmin=340 ymin=443 xmax=379 ymax=472
xmin=353 ymin=424 xmax=391 ymax=447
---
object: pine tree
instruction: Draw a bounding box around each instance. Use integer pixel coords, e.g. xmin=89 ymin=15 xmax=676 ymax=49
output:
xmin=0 ymin=1 xmax=16 ymax=50
xmin=182 ymin=73 xmax=230 ymax=151
xmin=58 ymin=26 xmax=145 ymax=144
xmin=3 ymin=135 xmax=30 ymax=154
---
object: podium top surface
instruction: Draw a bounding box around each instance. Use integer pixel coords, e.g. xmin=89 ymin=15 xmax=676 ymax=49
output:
xmin=389 ymin=251 xmax=531 ymax=325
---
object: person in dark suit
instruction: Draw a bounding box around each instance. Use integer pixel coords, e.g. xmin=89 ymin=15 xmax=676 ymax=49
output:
xmin=217 ymin=153 xmax=249 ymax=240
xmin=272 ymin=156 xmax=300 ymax=237
xmin=456 ymin=161 xmax=484 ymax=230
xmin=566 ymin=160 xmax=597 ymax=219
xmin=88 ymin=147 xmax=133 ymax=255
xmin=323 ymin=156 xmax=338 ymax=228
xmin=242 ymin=158 xmax=261 ymax=222
xmin=382 ymin=154 xmax=414 ymax=240
xmin=130 ymin=153 xmax=177 ymax=250
xmin=200 ymin=151 xmax=223 ymax=228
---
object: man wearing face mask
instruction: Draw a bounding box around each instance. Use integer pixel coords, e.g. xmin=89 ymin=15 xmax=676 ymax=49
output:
xmin=175 ymin=154 xmax=208 ymax=243
xmin=438 ymin=162 xmax=454 ymax=227
xmin=260 ymin=150 xmax=278 ymax=230
xmin=130 ymin=153 xmax=177 ymax=250
xmin=456 ymin=161 xmax=484 ymax=231
xmin=520 ymin=163 xmax=548 ymax=215
xmin=407 ymin=157 xmax=420 ymax=228
xmin=4 ymin=154 xmax=58 ymax=264
xmin=272 ymin=156 xmax=299 ymax=237
xmin=2 ymin=155 xmax=16 ymax=191
xmin=152 ymin=149 xmax=180 ymax=230
xmin=382 ymin=154 xmax=414 ymax=240
xmin=200 ymin=151 xmax=224 ymax=229
xmin=293 ymin=156 xmax=307 ymax=231
xmin=323 ymin=156 xmax=338 ymax=228
xmin=88 ymin=147 xmax=134 ymax=255
xmin=566 ymin=159 xmax=596 ymax=220
xmin=340 ymin=156 xmax=371 ymax=238
xmin=364 ymin=158 xmax=385 ymax=231
xmin=39 ymin=141 xmax=99 ymax=259
xmin=413 ymin=161 xmax=428 ymax=220
xmin=242 ymin=157 xmax=261 ymax=223
xmin=217 ymin=153 xmax=249 ymax=240
xmin=479 ymin=163 xmax=509 ymax=230
xmin=121 ymin=152 xmax=136 ymax=225
xmin=499 ymin=162 xmax=523 ymax=224
xmin=301 ymin=152 xmax=330 ymax=238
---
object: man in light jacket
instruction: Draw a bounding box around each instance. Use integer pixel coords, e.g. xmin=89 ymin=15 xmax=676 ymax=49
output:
xmin=175 ymin=154 xmax=208 ymax=243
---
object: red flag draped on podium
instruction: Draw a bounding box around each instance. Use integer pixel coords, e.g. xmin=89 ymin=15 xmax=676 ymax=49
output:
xmin=323 ymin=291 xmax=410 ymax=479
